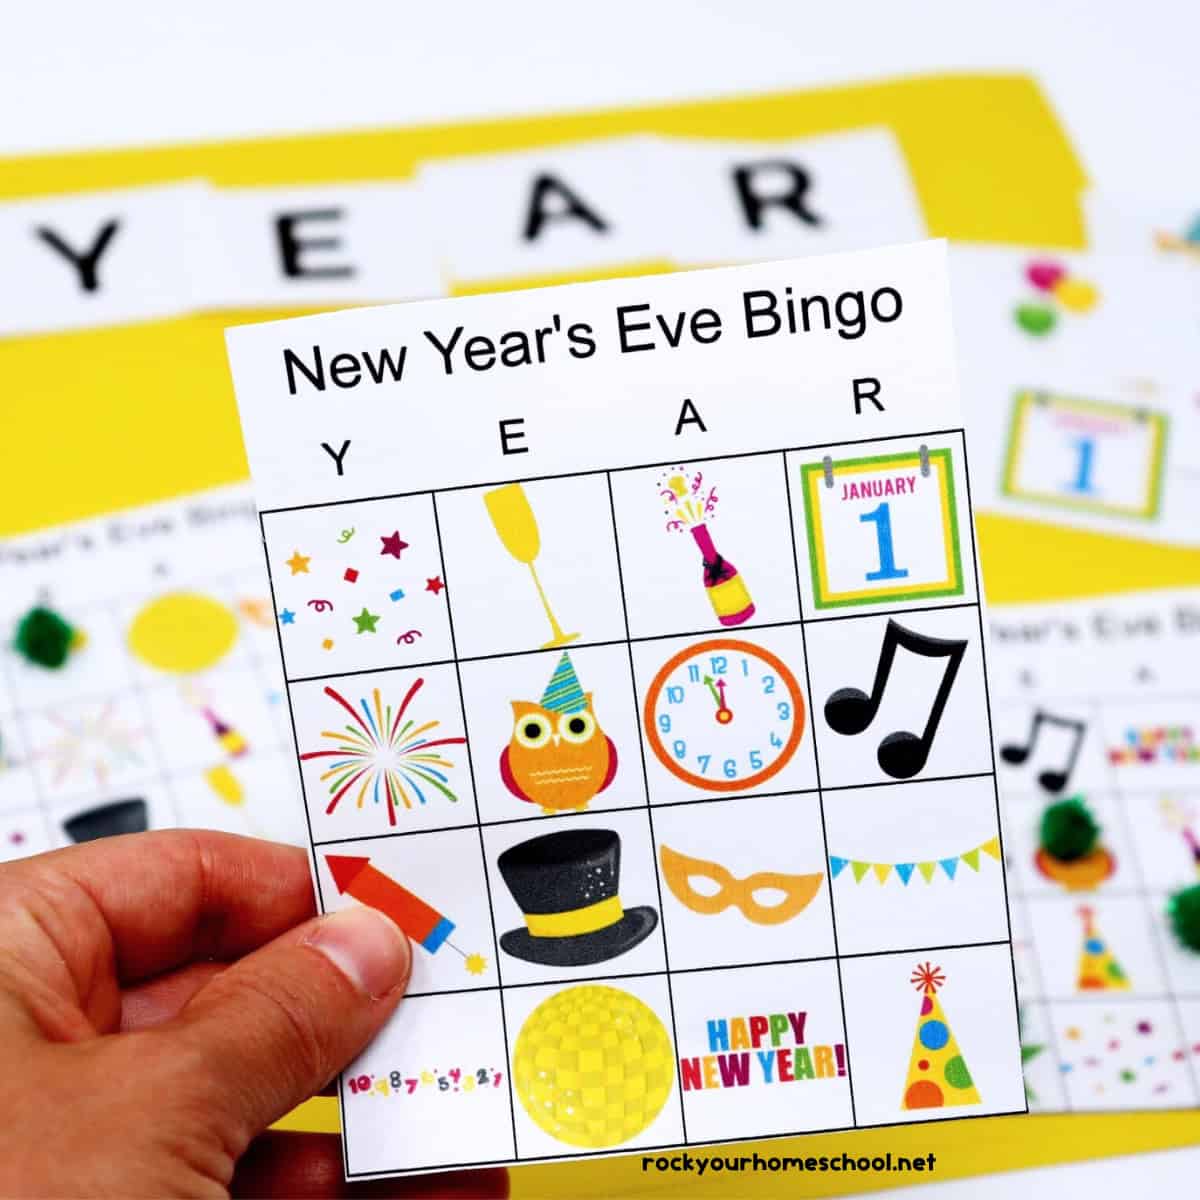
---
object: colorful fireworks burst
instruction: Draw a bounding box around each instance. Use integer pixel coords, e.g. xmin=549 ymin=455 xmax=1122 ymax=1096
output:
xmin=38 ymin=701 xmax=144 ymax=788
xmin=300 ymin=679 xmax=466 ymax=825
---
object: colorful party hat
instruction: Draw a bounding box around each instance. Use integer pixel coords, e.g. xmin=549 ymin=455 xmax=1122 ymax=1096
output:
xmin=540 ymin=652 xmax=587 ymax=714
xmin=1075 ymin=905 xmax=1131 ymax=990
xmin=901 ymin=962 xmax=981 ymax=1111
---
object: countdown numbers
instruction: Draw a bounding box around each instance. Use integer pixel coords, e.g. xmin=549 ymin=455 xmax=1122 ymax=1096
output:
xmin=642 ymin=638 xmax=805 ymax=792
xmin=347 ymin=1066 xmax=504 ymax=1098
xmin=1002 ymin=390 xmax=1168 ymax=520
xmin=799 ymin=446 xmax=965 ymax=610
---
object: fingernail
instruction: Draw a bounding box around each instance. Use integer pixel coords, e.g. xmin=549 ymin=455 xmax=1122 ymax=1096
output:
xmin=306 ymin=906 xmax=411 ymax=998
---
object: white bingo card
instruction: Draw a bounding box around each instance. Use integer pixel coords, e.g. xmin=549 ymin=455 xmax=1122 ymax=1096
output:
xmin=225 ymin=241 xmax=1026 ymax=1179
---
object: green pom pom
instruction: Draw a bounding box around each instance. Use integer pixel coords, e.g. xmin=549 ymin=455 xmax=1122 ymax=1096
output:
xmin=1167 ymin=884 xmax=1200 ymax=953
xmin=1039 ymin=796 xmax=1099 ymax=861
xmin=14 ymin=606 xmax=76 ymax=669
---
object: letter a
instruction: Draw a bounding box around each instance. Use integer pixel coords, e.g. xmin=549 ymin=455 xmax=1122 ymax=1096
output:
xmin=675 ymin=397 xmax=707 ymax=436
xmin=522 ymin=175 xmax=609 ymax=241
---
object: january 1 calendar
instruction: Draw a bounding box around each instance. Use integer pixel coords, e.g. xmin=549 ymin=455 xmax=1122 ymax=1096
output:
xmin=226 ymin=241 xmax=1025 ymax=1178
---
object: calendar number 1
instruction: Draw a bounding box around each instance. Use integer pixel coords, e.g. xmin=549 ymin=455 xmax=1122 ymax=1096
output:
xmin=860 ymin=502 xmax=910 ymax=582
xmin=1065 ymin=436 xmax=1097 ymax=495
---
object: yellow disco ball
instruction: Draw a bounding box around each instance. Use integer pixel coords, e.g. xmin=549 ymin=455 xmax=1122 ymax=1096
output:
xmin=513 ymin=984 xmax=675 ymax=1149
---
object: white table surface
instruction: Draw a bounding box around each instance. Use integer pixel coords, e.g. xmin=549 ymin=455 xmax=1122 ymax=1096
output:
xmin=4 ymin=0 xmax=1197 ymax=203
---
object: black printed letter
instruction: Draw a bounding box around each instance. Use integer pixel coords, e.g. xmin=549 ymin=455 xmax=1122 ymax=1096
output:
xmin=523 ymin=175 xmax=609 ymax=241
xmin=852 ymin=377 xmax=884 ymax=414
xmin=675 ymin=398 xmax=707 ymax=435
xmin=732 ymin=162 xmax=820 ymax=231
xmin=321 ymin=440 xmax=351 ymax=475
xmin=499 ymin=418 xmax=528 ymax=455
xmin=35 ymin=220 xmax=120 ymax=291
xmin=275 ymin=210 xmax=354 ymax=279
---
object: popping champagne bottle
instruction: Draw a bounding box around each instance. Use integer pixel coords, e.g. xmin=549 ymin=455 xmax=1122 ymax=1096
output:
xmin=690 ymin=522 xmax=755 ymax=626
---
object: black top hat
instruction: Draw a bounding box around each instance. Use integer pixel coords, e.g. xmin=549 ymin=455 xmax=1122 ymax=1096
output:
xmin=62 ymin=797 xmax=148 ymax=843
xmin=498 ymin=828 xmax=658 ymax=967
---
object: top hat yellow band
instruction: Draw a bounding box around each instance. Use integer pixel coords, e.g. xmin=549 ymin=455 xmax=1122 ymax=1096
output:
xmin=524 ymin=896 xmax=624 ymax=938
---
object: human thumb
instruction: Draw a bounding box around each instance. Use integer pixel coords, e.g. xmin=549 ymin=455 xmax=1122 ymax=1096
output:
xmin=166 ymin=905 xmax=411 ymax=1152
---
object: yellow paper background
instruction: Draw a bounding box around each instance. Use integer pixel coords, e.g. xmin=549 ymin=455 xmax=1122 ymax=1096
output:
xmin=1 ymin=73 xmax=1197 ymax=1192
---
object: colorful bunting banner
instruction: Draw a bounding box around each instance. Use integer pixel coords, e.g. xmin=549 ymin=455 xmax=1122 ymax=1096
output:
xmin=829 ymin=837 xmax=1001 ymax=885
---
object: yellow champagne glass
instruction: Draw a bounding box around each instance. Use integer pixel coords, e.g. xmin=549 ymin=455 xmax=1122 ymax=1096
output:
xmin=484 ymin=483 xmax=580 ymax=649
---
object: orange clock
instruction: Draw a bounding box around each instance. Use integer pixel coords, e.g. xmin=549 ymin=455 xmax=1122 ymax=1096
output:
xmin=642 ymin=638 xmax=806 ymax=792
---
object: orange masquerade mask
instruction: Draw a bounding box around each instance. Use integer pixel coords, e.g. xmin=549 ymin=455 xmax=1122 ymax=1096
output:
xmin=659 ymin=845 xmax=824 ymax=926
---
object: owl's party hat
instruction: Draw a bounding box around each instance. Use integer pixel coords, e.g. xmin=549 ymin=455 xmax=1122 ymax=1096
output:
xmin=540 ymin=652 xmax=587 ymax=714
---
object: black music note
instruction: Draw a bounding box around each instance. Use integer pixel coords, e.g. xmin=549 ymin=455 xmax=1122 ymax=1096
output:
xmin=999 ymin=708 xmax=1086 ymax=793
xmin=824 ymin=619 xmax=968 ymax=780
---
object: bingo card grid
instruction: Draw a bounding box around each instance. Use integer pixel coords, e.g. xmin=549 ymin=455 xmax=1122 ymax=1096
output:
xmin=998 ymin=688 xmax=1200 ymax=1113
xmin=0 ymin=561 xmax=296 ymax=861
xmin=258 ymin=426 xmax=1027 ymax=1178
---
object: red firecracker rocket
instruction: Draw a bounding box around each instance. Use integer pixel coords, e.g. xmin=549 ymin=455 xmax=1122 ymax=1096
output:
xmin=325 ymin=854 xmax=457 ymax=953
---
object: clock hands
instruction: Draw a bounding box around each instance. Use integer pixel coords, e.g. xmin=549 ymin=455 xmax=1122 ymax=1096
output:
xmin=703 ymin=674 xmax=734 ymax=725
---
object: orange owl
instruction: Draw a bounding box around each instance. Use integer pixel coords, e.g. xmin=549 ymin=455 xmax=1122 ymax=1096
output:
xmin=500 ymin=651 xmax=617 ymax=813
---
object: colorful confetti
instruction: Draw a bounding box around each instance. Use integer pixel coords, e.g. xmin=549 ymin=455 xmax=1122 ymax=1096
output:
xmin=658 ymin=465 xmax=719 ymax=533
xmin=380 ymin=531 xmax=409 ymax=559
xmin=352 ymin=607 xmax=380 ymax=634
xmin=1109 ymin=726 xmax=1199 ymax=765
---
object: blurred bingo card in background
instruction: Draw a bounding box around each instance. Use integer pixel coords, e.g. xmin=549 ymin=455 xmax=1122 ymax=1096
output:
xmin=0 ymin=484 xmax=304 ymax=861
xmin=225 ymin=241 xmax=1026 ymax=1180
xmin=949 ymin=245 xmax=1200 ymax=545
xmin=1002 ymin=391 xmax=1167 ymax=521
xmin=988 ymin=588 xmax=1200 ymax=1112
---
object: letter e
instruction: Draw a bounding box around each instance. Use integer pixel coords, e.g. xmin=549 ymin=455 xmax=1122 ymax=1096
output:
xmin=499 ymin=418 xmax=528 ymax=455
